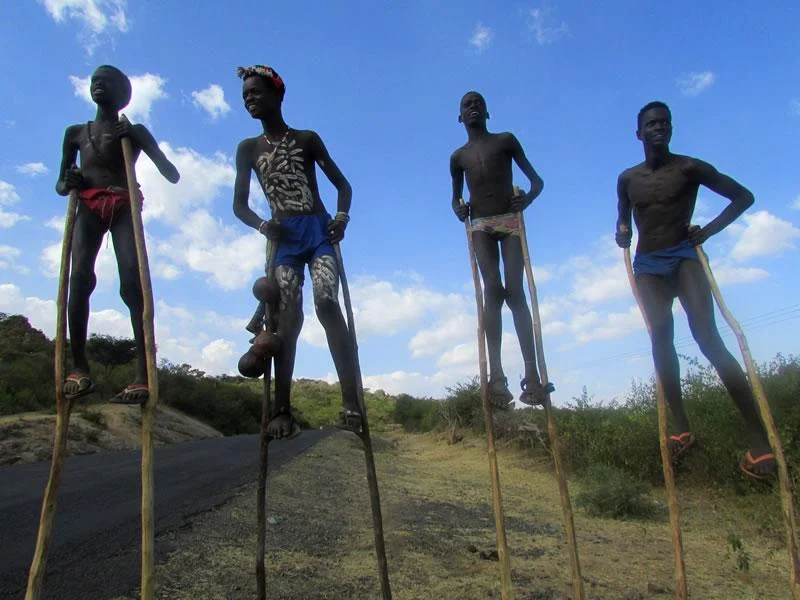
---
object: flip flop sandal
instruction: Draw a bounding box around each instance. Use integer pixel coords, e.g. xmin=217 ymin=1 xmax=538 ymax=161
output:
xmin=519 ymin=377 xmax=555 ymax=406
xmin=110 ymin=383 xmax=149 ymax=405
xmin=739 ymin=450 xmax=776 ymax=482
xmin=335 ymin=409 xmax=364 ymax=434
xmin=488 ymin=377 xmax=514 ymax=410
xmin=64 ymin=373 xmax=95 ymax=400
xmin=667 ymin=432 xmax=698 ymax=463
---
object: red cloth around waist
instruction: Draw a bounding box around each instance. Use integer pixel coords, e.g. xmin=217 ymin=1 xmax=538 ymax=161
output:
xmin=78 ymin=187 xmax=140 ymax=228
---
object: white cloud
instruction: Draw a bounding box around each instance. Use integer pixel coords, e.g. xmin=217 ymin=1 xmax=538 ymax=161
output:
xmin=0 ymin=181 xmax=21 ymax=205
xmin=0 ymin=245 xmax=29 ymax=274
xmin=709 ymin=260 xmax=768 ymax=286
xmin=0 ymin=180 xmax=30 ymax=228
xmin=363 ymin=371 xmax=433 ymax=397
xmin=156 ymin=299 xmax=246 ymax=334
xmin=41 ymin=0 xmax=129 ymax=53
xmin=155 ymin=209 xmax=264 ymax=290
xmin=70 ymin=72 xmax=167 ymax=124
xmin=409 ymin=313 xmax=473 ymax=358
xmin=16 ymin=162 xmax=49 ymax=176
xmin=199 ymin=339 xmax=237 ymax=374
xmin=528 ymin=6 xmax=569 ymax=45
xmin=0 ymin=282 xmax=129 ymax=339
xmin=40 ymin=235 xmax=119 ymax=288
xmin=790 ymin=99 xmax=800 ymax=117
xmin=570 ymin=261 xmax=629 ymax=304
xmin=301 ymin=276 xmax=471 ymax=349
xmin=0 ymin=212 xmax=30 ymax=228
xmin=191 ymin=84 xmax=231 ymax=120
xmin=677 ymin=71 xmax=716 ymax=97
xmin=0 ymin=284 xmax=246 ymax=377
xmin=791 ymin=195 xmax=800 ymax=210
xmin=350 ymin=277 xmax=466 ymax=338
xmin=533 ymin=266 xmax=553 ymax=283
xmin=571 ymin=306 xmax=643 ymax=345
xmin=729 ymin=210 xmax=800 ymax=261
xmin=470 ymin=23 xmax=494 ymax=53
xmin=0 ymin=283 xmax=57 ymax=334
xmin=153 ymin=262 xmax=182 ymax=280
xmin=137 ymin=142 xmax=235 ymax=224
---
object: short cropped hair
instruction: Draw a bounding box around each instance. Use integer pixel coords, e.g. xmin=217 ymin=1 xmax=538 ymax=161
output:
xmin=637 ymin=101 xmax=671 ymax=129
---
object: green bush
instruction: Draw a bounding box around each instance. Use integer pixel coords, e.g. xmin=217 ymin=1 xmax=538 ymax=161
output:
xmin=78 ymin=409 xmax=106 ymax=428
xmin=393 ymin=394 xmax=439 ymax=432
xmin=575 ymin=464 xmax=659 ymax=520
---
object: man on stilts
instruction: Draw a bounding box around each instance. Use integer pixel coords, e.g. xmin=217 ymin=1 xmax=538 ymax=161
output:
xmin=616 ymin=100 xmax=774 ymax=480
xmin=55 ymin=65 xmax=180 ymax=404
xmin=232 ymin=64 xmax=362 ymax=437
xmin=450 ymin=90 xmax=549 ymax=408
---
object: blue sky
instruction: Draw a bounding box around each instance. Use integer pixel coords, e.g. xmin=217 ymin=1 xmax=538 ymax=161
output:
xmin=1 ymin=1 xmax=799 ymax=404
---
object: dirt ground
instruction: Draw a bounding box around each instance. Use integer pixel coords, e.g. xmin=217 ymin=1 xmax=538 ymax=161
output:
xmin=0 ymin=403 xmax=222 ymax=465
xmin=111 ymin=431 xmax=792 ymax=600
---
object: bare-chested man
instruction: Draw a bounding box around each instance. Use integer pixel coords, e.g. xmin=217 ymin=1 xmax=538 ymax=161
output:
xmin=450 ymin=91 xmax=548 ymax=408
xmin=232 ymin=64 xmax=361 ymax=439
xmin=56 ymin=65 xmax=180 ymax=404
xmin=616 ymin=100 xmax=774 ymax=480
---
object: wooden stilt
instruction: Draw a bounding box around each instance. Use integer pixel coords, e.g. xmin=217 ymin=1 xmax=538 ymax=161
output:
xmin=120 ymin=116 xmax=159 ymax=600
xmin=460 ymin=201 xmax=514 ymax=600
xmin=25 ymin=190 xmax=79 ymax=600
xmin=256 ymin=241 xmax=276 ymax=600
xmin=623 ymin=247 xmax=688 ymax=600
xmin=516 ymin=202 xmax=585 ymax=600
xmin=695 ymin=244 xmax=800 ymax=599
xmin=334 ymin=244 xmax=392 ymax=600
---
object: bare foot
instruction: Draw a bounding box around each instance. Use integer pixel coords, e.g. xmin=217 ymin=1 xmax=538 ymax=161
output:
xmin=267 ymin=412 xmax=300 ymax=440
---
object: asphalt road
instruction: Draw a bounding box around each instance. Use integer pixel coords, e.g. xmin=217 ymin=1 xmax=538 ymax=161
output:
xmin=0 ymin=429 xmax=332 ymax=600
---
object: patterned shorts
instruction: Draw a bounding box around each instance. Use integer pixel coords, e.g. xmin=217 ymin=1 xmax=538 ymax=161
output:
xmin=470 ymin=213 xmax=520 ymax=239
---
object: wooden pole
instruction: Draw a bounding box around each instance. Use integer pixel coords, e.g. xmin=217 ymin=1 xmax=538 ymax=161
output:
xmin=256 ymin=241 xmax=276 ymax=600
xmin=515 ymin=199 xmax=585 ymax=600
xmin=334 ymin=244 xmax=393 ymax=600
xmin=25 ymin=190 xmax=79 ymax=600
xmin=695 ymin=245 xmax=800 ymax=599
xmin=623 ymin=247 xmax=688 ymax=600
xmin=460 ymin=200 xmax=514 ymax=600
xmin=119 ymin=115 xmax=158 ymax=600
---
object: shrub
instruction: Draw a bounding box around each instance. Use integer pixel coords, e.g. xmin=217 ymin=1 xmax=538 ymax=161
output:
xmin=78 ymin=409 xmax=106 ymax=428
xmin=575 ymin=464 xmax=659 ymax=520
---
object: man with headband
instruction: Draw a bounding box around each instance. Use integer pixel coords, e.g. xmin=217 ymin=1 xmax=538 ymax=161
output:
xmin=232 ymin=64 xmax=361 ymax=439
xmin=450 ymin=90 xmax=548 ymax=409
xmin=55 ymin=65 xmax=180 ymax=403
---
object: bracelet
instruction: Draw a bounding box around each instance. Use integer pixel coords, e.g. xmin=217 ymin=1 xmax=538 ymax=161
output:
xmin=334 ymin=211 xmax=350 ymax=224
xmin=258 ymin=220 xmax=267 ymax=233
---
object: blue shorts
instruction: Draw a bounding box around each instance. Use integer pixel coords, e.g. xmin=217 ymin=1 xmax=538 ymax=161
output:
xmin=274 ymin=212 xmax=334 ymax=274
xmin=633 ymin=240 xmax=698 ymax=278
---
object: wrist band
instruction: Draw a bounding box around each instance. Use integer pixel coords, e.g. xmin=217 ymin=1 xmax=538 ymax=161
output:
xmin=334 ymin=211 xmax=350 ymax=224
xmin=258 ymin=220 xmax=267 ymax=233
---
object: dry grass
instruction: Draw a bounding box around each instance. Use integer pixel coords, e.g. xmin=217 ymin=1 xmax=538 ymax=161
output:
xmin=109 ymin=430 xmax=793 ymax=599
xmin=0 ymin=403 xmax=222 ymax=465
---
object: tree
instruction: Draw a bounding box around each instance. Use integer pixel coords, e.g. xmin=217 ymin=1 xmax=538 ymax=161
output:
xmin=86 ymin=334 xmax=137 ymax=368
